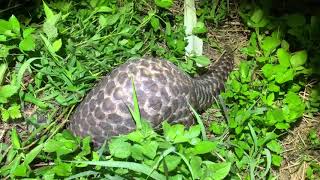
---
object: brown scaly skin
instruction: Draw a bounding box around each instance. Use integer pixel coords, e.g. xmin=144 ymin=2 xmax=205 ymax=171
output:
xmin=68 ymin=49 xmax=234 ymax=147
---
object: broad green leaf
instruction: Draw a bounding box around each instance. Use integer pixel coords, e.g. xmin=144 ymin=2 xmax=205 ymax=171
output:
xmin=286 ymin=14 xmax=306 ymax=27
xmin=210 ymin=122 xmax=224 ymax=135
xmin=131 ymin=144 xmax=144 ymax=161
xmin=205 ymin=162 xmax=232 ymax=180
xmin=290 ymin=50 xmax=307 ymax=68
xmin=12 ymin=164 xmax=27 ymax=177
xmin=154 ymin=0 xmax=173 ymax=9
xmin=1 ymin=109 xmax=10 ymax=122
xmin=239 ymin=62 xmax=250 ymax=82
xmin=193 ymin=141 xmax=218 ymax=155
xmin=9 ymin=15 xmax=20 ymax=35
xmin=43 ymin=133 xmax=78 ymax=157
xmin=11 ymin=128 xmax=21 ymax=149
xmin=250 ymin=9 xmax=263 ymax=23
xmin=24 ymin=144 xmax=44 ymax=165
xmin=261 ymin=36 xmax=281 ymax=56
xmin=43 ymin=21 xmax=58 ymax=40
xmin=190 ymin=156 xmax=202 ymax=179
xmin=142 ymin=141 xmax=158 ymax=159
xmin=0 ymin=19 xmax=11 ymax=35
xmin=271 ymin=154 xmax=283 ymax=167
xmin=109 ymin=138 xmax=131 ymax=159
xmin=0 ymin=85 xmax=19 ymax=103
xmin=192 ymin=22 xmax=207 ymax=34
xmin=193 ymin=56 xmax=210 ymax=67
xmin=19 ymin=36 xmax=35 ymax=51
xmin=53 ymin=162 xmax=73 ymax=176
xmin=159 ymin=155 xmax=181 ymax=172
xmin=52 ymin=39 xmax=62 ymax=52
xmin=268 ymin=83 xmax=280 ymax=92
xmin=150 ymin=16 xmax=160 ymax=31
xmin=275 ymin=122 xmax=290 ymax=130
xmin=98 ymin=15 xmax=107 ymax=28
xmin=277 ymin=48 xmax=291 ymax=67
xmin=275 ymin=68 xmax=294 ymax=84
xmin=261 ymin=64 xmax=274 ymax=79
xmin=22 ymin=28 xmax=35 ymax=38
xmin=185 ymin=125 xmax=201 ymax=139
xmin=8 ymin=104 xmax=22 ymax=119
xmin=266 ymin=140 xmax=283 ymax=154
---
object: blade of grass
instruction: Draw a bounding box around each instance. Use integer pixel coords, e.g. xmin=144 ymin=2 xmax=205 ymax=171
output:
xmin=65 ymin=170 xmax=100 ymax=180
xmin=70 ymin=160 xmax=166 ymax=180
xmin=188 ymin=103 xmax=207 ymax=140
xmin=127 ymin=78 xmax=142 ymax=130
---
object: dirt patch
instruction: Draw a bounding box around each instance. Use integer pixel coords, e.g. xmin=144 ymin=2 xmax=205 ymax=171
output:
xmin=279 ymin=114 xmax=320 ymax=180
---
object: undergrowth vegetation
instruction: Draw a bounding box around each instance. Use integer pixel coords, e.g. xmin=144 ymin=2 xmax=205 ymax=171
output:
xmin=0 ymin=0 xmax=319 ymax=179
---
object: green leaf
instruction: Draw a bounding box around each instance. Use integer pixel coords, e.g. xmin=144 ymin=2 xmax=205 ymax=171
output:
xmin=286 ymin=14 xmax=306 ymax=27
xmin=22 ymin=28 xmax=35 ymax=38
xmin=268 ymin=83 xmax=280 ymax=92
xmin=52 ymin=39 xmax=62 ymax=52
xmin=277 ymin=48 xmax=291 ymax=67
xmin=261 ymin=36 xmax=281 ymax=56
xmin=12 ymin=164 xmax=27 ymax=177
xmin=190 ymin=156 xmax=202 ymax=179
xmin=210 ymin=122 xmax=225 ymax=135
xmin=250 ymin=9 xmax=263 ymax=23
xmin=192 ymin=22 xmax=207 ymax=34
xmin=71 ymin=160 xmax=166 ymax=180
xmin=131 ymin=144 xmax=144 ymax=161
xmin=0 ymin=63 xmax=7 ymax=85
xmin=275 ymin=122 xmax=290 ymax=130
xmin=205 ymin=162 xmax=232 ymax=180
xmin=9 ymin=15 xmax=20 ymax=35
xmin=11 ymin=128 xmax=21 ymax=149
xmin=159 ymin=155 xmax=181 ymax=172
xmin=142 ymin=141 xmax=158 ymax=159
xmin=275 ymin=68 xmax=294 ymax=84
xmin=53 ymin=162 xmax=73 ymax=176
xmin=185 ymin=125 xmax=201 ymax=139
xmin=290 ymin=50 xmax=307 ymax=68
xmin=1 ymin=109 xmax=10 ymax=122
xmin=271 ymin=154 xmax=283 ymax=167
xmin=19 ymin=36 xmax=35 ymax=51
xmin=0 ymin=19 xmax=12 ymax=35
xmin=150 ymin=16 xmax=160 ymax=31
xmin=193 ymin=56 xmax=211 ymax=67
xmin=43 ymin=132 xmax=78 ymax=157
xmin=109 ymin=138 xmax=131 ymax=159
xmin=261 ymin=64 xmax=274 ymax=80
xmin=24 ymin=144 xmax=43 ymax=165
xmin=266 ymin=140 xmax=283 ymax=154
xmin=43 ymin=21 xmax=58 ymax=40
xmin=8 ymin=104 xmax=22 ymax=119
xmin=239 ymin=62 xmax=251 ymax=82
xmin=98 ymin=15 xmax=107 ymax=28
xmin=154 ymin=0 xmax=173 ymax=9
xmin=43 ymin=1 xmax=55 ymax=21
xmin=281 ymin=40 xmax=290 ymax=51
xmin=0 ymin=85 xmax=19 ymax=103
xmin=193 ymin=141 xmax=218 ymax=155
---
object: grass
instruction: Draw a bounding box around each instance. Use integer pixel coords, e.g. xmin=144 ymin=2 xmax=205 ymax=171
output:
xmin=0 ymin=0 xmax=319 ymax=179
